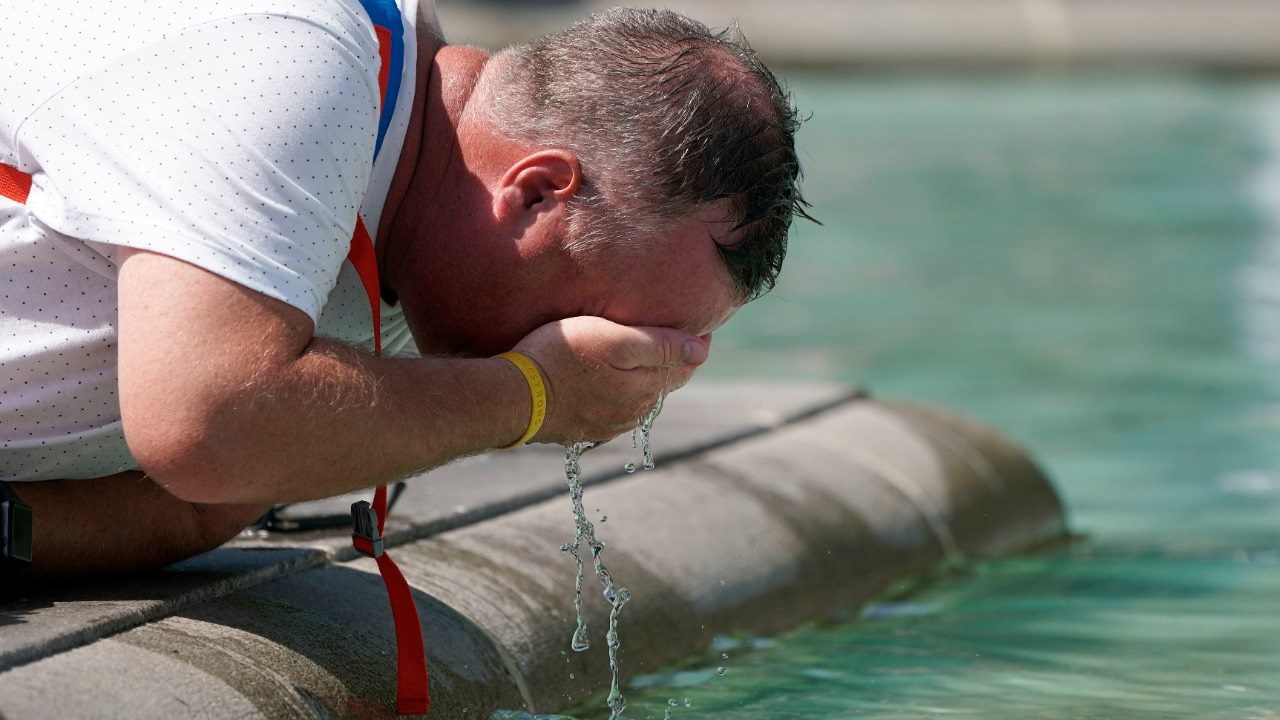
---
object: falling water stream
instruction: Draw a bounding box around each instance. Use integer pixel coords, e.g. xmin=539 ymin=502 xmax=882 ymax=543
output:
xmin=561 ymin=396 xmax=665 ymax=720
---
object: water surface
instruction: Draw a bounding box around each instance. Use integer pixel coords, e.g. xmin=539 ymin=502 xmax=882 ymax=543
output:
xmin=568 ymin=71 xmax=1280 ymax=719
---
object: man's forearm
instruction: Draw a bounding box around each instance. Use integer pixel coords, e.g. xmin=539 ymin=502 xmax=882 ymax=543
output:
xmin=116 ymin=250 xmax=702 ymax=507
xmin=129 ymin=339 xmax=531 ymax=505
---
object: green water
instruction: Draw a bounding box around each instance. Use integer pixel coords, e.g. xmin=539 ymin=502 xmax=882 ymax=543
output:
xmin=570 ymin=71 xmax=1280 ymax=718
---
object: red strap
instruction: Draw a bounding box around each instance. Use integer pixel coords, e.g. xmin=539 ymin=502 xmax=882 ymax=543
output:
xmin=347 ymin=217 xmax=383 ymax=355
xmin=371 ymin=476 xmax=391 ymax=535
xmin=348 ymin=226 xmax=430 ymax=715
xmin=374 ymin=25 xmax=392 ymax=108
xmin=376 ymin=552 xmax=430 ymax=714
xmin=346 ymin=19 xmax=430 ymax=716
xmin=348 ymin=211 xmax=430 ymax=719
xmin=0 ymin=163 xmax=33 ymax=204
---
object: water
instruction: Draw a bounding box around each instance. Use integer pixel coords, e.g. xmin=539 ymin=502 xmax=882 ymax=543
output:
xmin=561 ymin=440 xmax=632 ymax=718
xmin=633 ymin=395 xmax=664 ymax=472
xmin=559 ymin=398 xmax=667 ymax=719
xmin=562 ymin=72 xmax=1280 ymax=718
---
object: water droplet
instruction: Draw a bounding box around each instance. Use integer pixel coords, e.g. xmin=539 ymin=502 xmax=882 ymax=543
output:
xmin=572 ymin=625 xmax=591 ymax=652
xmin=668 ymin=699 xmax=679 ymax=707
xmin=717 ymin=666 xmax=726 ymax=676
xmin=623 ymin=462 xmax=637 ymax=473
xmin=569 ymin=673 xmax=575 ymax=679
xmin=684 ymin=698 xmax=692 ymax=708
xmin=721 ymin=652 xmax=729 ymax=659
xmin=607 ymin=685 xmax=627 ymax=718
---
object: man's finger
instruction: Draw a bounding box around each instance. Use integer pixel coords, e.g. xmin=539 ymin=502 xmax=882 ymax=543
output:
xmin=605 ymin=325 xmax=709 ymax=370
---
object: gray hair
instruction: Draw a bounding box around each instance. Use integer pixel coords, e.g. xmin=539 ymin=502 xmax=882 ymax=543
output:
xmin=475 ymin=7 xmax=812 ymax=301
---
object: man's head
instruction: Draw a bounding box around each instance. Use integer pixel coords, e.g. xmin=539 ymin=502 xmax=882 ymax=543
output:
xmin=480 ymin=8 xmax=808 ymax=300
xmin=394 ymin=8 xmax=810 ymax=356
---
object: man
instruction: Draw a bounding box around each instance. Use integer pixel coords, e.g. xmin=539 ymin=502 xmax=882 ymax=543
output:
xmin=0 ymin=0 xmax=807 ymax=579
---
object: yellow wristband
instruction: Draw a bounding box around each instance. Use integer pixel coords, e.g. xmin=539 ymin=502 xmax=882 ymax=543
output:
xmin=495 ymin=351 xmax=547 ymax=449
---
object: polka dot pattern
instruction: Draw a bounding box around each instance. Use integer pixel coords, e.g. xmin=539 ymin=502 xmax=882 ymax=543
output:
xmin=1 ymin=0 xmax=422 ymax=481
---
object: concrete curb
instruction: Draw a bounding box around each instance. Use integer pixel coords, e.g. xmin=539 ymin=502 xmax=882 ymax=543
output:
xmin=0 ymin=386 xmax=1065 ymax=719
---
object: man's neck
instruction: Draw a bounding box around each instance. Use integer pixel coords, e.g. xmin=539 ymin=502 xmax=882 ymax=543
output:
xmin=377 ymin=30 xmax=489 ymax=300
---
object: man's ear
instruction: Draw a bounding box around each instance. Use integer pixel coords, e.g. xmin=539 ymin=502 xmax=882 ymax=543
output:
xmin=493 ymin=149 xmax=581 ymax=225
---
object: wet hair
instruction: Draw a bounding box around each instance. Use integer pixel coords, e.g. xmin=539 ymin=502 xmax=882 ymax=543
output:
xmin=477 ymin=7 xmax=813 ymax=301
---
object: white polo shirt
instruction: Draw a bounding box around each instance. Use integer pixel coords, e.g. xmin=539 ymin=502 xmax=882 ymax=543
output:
xmin=0 ymin=0 xmax=430 ymax=481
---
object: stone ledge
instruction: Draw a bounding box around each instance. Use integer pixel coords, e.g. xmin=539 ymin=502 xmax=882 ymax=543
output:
xmin=0 ymin=382 xmax=1065 ymax=719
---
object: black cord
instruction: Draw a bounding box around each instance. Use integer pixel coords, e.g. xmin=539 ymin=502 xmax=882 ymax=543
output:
xmin=248 ymin=481 xmax=407 ymax=533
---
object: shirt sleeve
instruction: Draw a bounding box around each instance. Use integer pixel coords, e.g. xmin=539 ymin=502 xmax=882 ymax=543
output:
xmin=20 ymin=12 xmax=382 ymax=323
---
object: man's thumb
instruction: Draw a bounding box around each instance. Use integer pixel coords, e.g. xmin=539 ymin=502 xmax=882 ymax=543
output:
xmin=612 ymin=327 xmax=708 ymax=369
xmin=682 ymin=337 xmax=709 ymax=365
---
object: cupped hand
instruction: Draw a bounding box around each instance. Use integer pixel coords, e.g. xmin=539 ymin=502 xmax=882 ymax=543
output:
xmin=512 ymin=316 xmax=710 ymax=444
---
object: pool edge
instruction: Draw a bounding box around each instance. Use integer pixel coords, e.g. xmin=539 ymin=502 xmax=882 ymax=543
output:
xmin=0 ymin=386 xmax=1067 ymax=719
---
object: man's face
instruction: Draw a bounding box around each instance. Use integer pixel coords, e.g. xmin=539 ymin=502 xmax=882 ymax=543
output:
xmin=569 ymin=209 xmax=743 ymax=342
xmin=409 ymin=206 xmax=743 ymax=358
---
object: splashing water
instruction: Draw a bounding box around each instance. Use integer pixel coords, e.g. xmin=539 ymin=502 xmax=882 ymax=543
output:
xmin=561 ymin=395 xmax=666 ymax=720
xmin=630 ymin=394 xmax=664 ymax=471
xmin=562 ymin=440 xmax=630 ymax=719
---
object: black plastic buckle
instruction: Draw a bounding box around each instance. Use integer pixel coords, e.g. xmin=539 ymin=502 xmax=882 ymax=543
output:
xmin=350 ymin=500 xmax=385 ymax=558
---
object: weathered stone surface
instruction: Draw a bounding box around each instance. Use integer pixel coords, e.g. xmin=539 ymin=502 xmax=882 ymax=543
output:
xmin=0 ymin=382 xmax=1065 ymax=719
